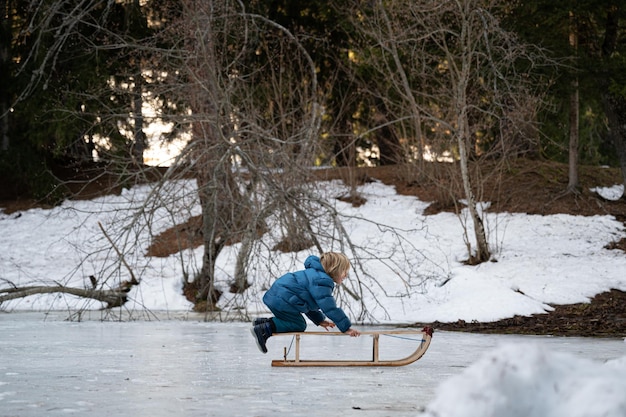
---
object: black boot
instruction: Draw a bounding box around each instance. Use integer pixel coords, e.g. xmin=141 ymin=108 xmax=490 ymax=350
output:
xmin=250 ymin=321 xmax=273 ymax=354
xmin=252 ymin=317 xmax=270 ymax=326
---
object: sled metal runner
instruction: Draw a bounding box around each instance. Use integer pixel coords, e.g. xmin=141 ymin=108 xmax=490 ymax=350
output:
xmin=271 ymin=327 xmax=433 ymax=367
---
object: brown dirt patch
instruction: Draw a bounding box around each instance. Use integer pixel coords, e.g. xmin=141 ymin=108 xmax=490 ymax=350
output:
xmin=415 ymin=289 xmax=626 ymax=338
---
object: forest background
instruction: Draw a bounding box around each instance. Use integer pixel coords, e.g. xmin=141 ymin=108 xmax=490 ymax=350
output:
xmin=1 ymin=0 xmax=626 ymax=328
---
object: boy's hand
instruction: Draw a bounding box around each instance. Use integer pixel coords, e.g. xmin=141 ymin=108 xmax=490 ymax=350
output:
xmin=345 ymin=328 xmax=361 ymax=337
xmin=319 ymin=320 xmax=336 ymax=331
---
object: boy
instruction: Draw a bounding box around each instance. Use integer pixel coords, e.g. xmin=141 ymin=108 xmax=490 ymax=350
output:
xmin=250 ymin=252 xmax=360 ymax=353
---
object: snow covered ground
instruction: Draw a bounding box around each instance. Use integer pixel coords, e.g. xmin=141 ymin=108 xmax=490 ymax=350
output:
xmin=1 ymin=178 xmax=625 ymax=416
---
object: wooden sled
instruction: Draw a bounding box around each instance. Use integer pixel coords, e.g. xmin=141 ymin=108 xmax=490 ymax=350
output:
xmin=271 ymin=326 xmax=433 ymax=367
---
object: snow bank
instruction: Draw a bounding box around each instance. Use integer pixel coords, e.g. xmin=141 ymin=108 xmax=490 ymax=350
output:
xmin=421 ymin=343 xmax=626 ymax=417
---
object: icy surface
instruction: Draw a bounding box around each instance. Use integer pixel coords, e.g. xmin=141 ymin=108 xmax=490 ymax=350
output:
xmin=1 ymin=313 xmax=624 ymax=417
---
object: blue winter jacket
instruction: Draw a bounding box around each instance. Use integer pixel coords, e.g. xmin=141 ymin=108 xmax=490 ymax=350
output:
xmin=262 ymin=255 xmax=352 ymax=332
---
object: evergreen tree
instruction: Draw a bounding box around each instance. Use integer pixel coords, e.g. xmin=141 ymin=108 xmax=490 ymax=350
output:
xmin=506 ymin=0 xmax=626 ymax=194
xmin=1 ymin=0 xmax=164 ymax=202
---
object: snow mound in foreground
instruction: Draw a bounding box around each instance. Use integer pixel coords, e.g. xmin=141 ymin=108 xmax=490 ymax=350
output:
xmin=422 ymin=342 xmax=626 ymax=417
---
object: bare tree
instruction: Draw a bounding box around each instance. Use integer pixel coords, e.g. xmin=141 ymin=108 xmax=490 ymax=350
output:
xmin=347 ymin=0 xmax=549 ymax=263
xmin=116 ymin=0 xmax=451 ymax=318
xmin=152 ymin=0 xmax=325 ymax=310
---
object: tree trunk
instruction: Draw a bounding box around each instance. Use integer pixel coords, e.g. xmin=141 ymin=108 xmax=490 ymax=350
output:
xmin=600 ymin=4 xmax=626 ymax=199
xmin=457 ymin=116 xmax=490 ymax=263
xmin=456 ymin=48 xmax=490 ymax=262
xmin=567 ymin=79 xmax=579 ymax=192
xmin=194 ymin=150 xmax=238 ymax=309
xmin=455 ymin=0 xmax=490 ymax=263
xmin=377 ymin=1 xmax=424 ymax=168
xmin=602 ymin=93 xmax=626 ymax=200
xmin=131 ymin=73 xmax=146 ymax=166
xmin=0 ymin=0 xmax=10 ymax=152
xmin=567 ymin=11 xmax=579 ymax=193
xmin=372 ymin=102 xmax=405 ymax=165
xmin=0 ymin=100 xmax=8 ymax=151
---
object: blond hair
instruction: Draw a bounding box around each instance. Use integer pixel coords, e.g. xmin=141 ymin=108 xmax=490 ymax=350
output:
xmin=320 ymin=252 xmax=351 ymax=281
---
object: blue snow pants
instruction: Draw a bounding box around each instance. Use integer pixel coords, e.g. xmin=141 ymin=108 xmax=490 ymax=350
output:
xmin=267 ymin=307 xmax=307 ymax=333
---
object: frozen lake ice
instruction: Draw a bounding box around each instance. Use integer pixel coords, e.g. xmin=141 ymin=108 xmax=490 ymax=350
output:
xmin=1 ymin=312 xmax=624 ymax=417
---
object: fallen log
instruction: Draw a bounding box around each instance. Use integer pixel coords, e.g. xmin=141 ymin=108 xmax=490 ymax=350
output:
xmin=0 ymin=279 xmax=138 ymax=308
